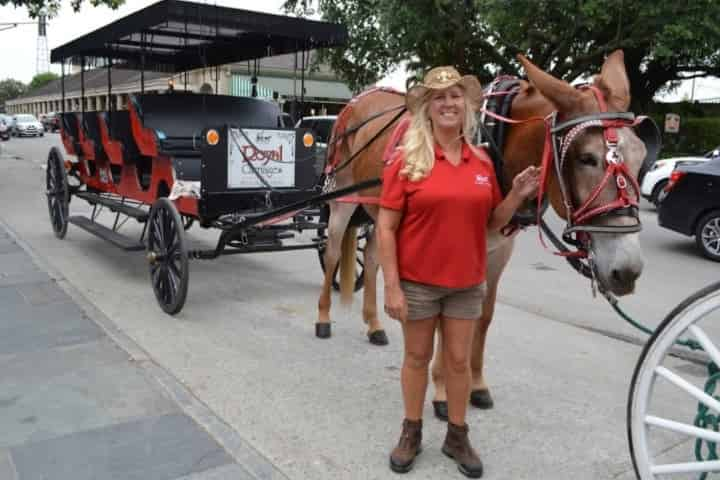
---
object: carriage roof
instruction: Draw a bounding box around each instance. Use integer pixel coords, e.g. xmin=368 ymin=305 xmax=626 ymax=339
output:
xmin=50 ymin=0 xmax=348 ymax=72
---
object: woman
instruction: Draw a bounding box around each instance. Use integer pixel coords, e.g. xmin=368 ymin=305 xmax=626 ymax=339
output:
xmin=378 ymin=66 xmax=539 ymax=478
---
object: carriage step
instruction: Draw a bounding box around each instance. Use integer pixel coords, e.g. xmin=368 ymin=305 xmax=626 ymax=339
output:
xmin=75 ymin=192 xmax=149 ymax=222
xmin=68 ymin=216 xmax=146 ymax=251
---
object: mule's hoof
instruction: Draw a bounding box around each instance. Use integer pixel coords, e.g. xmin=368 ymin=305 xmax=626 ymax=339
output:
xmin=432 ymin=401 xmax=448 ymax=422
xmin=316 ymin=323 xmax=331 ymax=339
xmin=367 ymin=329 xmax=389 ymax=346
xmin=470 ymin=389 xmax=494 ymax=409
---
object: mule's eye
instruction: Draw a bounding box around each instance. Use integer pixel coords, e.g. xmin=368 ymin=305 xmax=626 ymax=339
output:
xmin=578 ymin=153 xmax=598 ymax=167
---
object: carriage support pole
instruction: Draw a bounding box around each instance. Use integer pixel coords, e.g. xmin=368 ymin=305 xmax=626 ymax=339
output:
xmin=80 ymin=57 xmax=85 ymax=117
xmin=107 ymin=57 xmax=112 ymax=130
xmin=60 ymin=60 xmax=65 ymax=114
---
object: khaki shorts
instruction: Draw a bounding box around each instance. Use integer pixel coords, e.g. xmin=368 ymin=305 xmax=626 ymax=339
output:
xmin=400 ymin=280 xmax=487 ymax=321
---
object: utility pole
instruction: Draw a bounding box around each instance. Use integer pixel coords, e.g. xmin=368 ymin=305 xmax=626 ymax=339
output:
xmin=36 ymin=14 xmax=49 ymax=74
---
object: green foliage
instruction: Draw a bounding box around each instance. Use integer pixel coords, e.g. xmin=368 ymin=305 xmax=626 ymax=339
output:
xmin=28 ymin=72 xmax=58 ymax=91
xmin=0 ymin=79 xmax=27 ymax=108
xmin=284 ymin=0 xmax=720 ymax=106
xmin=653 ymin=116 xmax=720 ymax=158
xmin=0 ymin=0 xmax=123 ymax=18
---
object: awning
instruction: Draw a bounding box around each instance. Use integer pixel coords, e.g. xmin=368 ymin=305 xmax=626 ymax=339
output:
xmin=51 ymin=0 xmax=348 ymax=73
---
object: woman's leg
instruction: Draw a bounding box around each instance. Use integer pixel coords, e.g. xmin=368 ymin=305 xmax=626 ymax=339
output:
xmin=440 ymin=315 xmax=484 ymax=478
xmin=401 ymin=315 xmax=439 ymax=420
xmin=440 ymin=316 xmax=476 ymax=425
xmin=390 ymin=315 xmax=439 ymax=473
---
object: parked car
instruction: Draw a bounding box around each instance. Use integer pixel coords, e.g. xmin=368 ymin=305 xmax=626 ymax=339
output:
xmin=11 ymin=114 xmax=44 ymax=137
xmin=295 ymin=115 xmax=337 ymax=175
xmin=658 ymin=157 xmax=720 ymax=261
xmin=41 ymin=112 xmax=60 ymax=132
xmin=0 ymin=115 xmax=10 ymax=141
xmin=640 ymin=146 xmax=719 ymax=206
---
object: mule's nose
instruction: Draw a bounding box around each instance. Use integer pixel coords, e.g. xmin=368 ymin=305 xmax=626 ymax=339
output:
xmin=611 ymin=266 xmax=641 ymax=290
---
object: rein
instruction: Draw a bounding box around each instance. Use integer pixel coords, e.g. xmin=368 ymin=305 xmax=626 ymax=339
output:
xmin=325 ymin=106 xmax=407 ymax=176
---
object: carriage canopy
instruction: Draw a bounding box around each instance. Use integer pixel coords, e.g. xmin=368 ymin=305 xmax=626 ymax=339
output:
xmin=50 ymin=0 xmax=348 ymax=71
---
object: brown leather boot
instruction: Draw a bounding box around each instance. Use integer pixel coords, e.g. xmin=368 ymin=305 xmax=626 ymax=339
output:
xmin=389 ymin=418 xmax=423 ymax=473
xmin=441 ymin=422 xmax=483 ymax=478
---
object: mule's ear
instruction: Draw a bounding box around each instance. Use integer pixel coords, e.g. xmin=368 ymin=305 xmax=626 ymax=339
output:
xmin=596 ymin=50 xmax=631 ymax=111
xmin=517 ymin=53 xmax=581 ymax=113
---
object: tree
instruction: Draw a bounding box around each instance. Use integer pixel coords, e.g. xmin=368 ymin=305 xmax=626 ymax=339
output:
xmin=0 ymin=79 xmax=27 ymax=109
xmin=284 ymin=0 xmax=720 ymax=109
xmin=0 ymin=0 xmax=123 ymax=18
xmin=28 ymin=72 xmax=58 ymax=91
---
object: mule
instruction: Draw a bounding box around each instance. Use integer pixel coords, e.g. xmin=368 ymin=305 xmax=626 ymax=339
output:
xmin=317 ymin=51 xmax=651 ymax=406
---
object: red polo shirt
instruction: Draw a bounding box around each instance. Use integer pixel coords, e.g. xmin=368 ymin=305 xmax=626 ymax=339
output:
xmin=380 ymin=142 xmax=502 ymax=288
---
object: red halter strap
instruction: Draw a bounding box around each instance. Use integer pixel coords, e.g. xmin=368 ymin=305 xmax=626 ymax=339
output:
xmin=566 ymin=86 xmax=640 ymax=228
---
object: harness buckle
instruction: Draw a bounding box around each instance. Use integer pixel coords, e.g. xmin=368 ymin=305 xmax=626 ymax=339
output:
xmin=606 ymin=144 xmax=620 ymax=164
xmin=617 ymin=175 xmax=628 ymax=190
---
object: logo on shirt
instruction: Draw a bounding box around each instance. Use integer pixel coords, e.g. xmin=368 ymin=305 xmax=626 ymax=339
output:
xmin=475 ymin=174 xmax=490 ymax=186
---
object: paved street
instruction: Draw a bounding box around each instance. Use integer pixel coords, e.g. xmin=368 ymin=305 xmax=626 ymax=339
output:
xmin=1 ymin=134 xmax=718 ymax=479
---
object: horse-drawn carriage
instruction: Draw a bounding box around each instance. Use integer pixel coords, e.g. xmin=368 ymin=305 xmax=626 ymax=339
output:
xmin=46 ymin=0 xmax=370 ymax=314
xmin=44 ymin=2 xmax=720 ymax=478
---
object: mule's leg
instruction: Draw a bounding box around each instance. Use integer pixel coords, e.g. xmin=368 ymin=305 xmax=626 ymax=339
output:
xmin=430 ymin=328 xmax=448 ymax=419
xmin=361 ymin=226 xmax=389 ymax=345
xmin=360 ymin=205 xmax=388 ymax=345
xmin=317 ymin=200 xmax=357 ymax=338
xmin=469 ymin=237 xmax=514 ymax=408
xmin=431 ymin=237 xmax=514 ymax=417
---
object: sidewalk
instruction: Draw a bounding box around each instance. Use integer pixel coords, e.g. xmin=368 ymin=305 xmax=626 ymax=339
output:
xmin=0 ymin=222 xmax=280 ymax=480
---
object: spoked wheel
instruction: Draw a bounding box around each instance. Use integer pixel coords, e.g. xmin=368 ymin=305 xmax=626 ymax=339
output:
xmin=628 ymin=281 xmax=720 ymax=479
xmin=147 ymin=198 xmax=189 ymax=315
xmin=45 ymin=147 xmax=69 ymax=239
xmin=317 ymin=224 xmax=367 ymax=292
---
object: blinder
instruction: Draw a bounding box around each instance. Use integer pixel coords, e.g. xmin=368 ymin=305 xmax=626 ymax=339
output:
xmin=634 ymin=116 xmax=662 ymax=185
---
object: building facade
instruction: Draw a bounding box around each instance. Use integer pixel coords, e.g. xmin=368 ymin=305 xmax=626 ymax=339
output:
xmin=6 ymin=52 xmax=353 ymax=121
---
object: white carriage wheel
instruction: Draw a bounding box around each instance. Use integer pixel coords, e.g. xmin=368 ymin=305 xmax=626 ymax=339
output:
xmin=628 ymin=282 xmax=720 ymax=479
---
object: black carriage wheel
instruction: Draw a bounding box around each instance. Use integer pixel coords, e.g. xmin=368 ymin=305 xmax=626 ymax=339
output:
xmin=147 ymin=198 xmax=189 ymax=315
xmin=45 ymin=147 xmax=69 ymax=239
xmin=317 ymin=227 xmax=366 ymax=292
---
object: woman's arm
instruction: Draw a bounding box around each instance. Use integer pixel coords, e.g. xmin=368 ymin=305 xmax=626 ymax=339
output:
xmin=487 ymin=165 xmax=540 ymax=232
xmin=377 ymin=206 xmax=407 ymax=322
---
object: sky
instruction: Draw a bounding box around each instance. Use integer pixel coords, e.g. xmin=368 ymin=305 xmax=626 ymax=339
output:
xmin=0 ymin=0 xmax=716 ymax=102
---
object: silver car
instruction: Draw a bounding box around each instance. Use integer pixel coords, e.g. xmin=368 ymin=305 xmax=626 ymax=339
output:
xmin=12 ymin=114 xmax=44 ymax=137
xmin=0 ymin=115 xmax=10 ymax=141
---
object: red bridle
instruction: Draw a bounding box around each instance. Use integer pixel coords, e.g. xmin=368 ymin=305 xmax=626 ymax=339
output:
xmin=536 ymin=85 xmax=646 ymax=257
xmin=481 ymin=84 xmax=647 ymax=258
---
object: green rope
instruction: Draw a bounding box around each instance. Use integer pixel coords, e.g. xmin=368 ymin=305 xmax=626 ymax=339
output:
xmin=695 ymin=364 xmax=720 ymax=480
xmin=607 ymin=298 xmax=703 ymax=350
xmin=607 ymin=297 xmax=714 ymax=478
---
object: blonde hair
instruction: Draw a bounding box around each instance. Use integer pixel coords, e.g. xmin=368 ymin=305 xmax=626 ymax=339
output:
xmin=399 ymin=89 xmax=478 ymax=182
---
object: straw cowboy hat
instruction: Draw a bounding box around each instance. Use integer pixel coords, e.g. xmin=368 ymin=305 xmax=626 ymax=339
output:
xmin=406 ymin=66 xmax=483 ymax=114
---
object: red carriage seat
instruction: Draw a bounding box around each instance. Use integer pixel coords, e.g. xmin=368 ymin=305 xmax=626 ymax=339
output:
xmin=81 ymin=114 xmax=107 ymax=161
xmin=60 ymin=113 xmax=82 ymax=155
xmin=129 ymin=93 xmax=284 ymax=181
xmin=99 ymin=110 xmax=153 ymax=189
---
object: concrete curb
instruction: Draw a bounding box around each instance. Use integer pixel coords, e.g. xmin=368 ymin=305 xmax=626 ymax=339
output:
xmin=0 ymin=216 xmax=289 ymax=480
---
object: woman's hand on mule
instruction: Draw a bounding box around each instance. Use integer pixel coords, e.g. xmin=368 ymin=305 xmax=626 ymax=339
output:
xmin=511 ymin=165 xmax=541 ymax=199
xmin=384 ymin=285 xmax=408 ymax=323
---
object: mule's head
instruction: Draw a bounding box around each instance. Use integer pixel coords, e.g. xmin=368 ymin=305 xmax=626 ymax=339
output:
xmin=519 ymin=51 xmax=650 ymax=296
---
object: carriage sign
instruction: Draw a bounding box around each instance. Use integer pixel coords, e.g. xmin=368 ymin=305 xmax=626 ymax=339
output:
xmin=227 ymin=129 xmax=296 ymax=188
